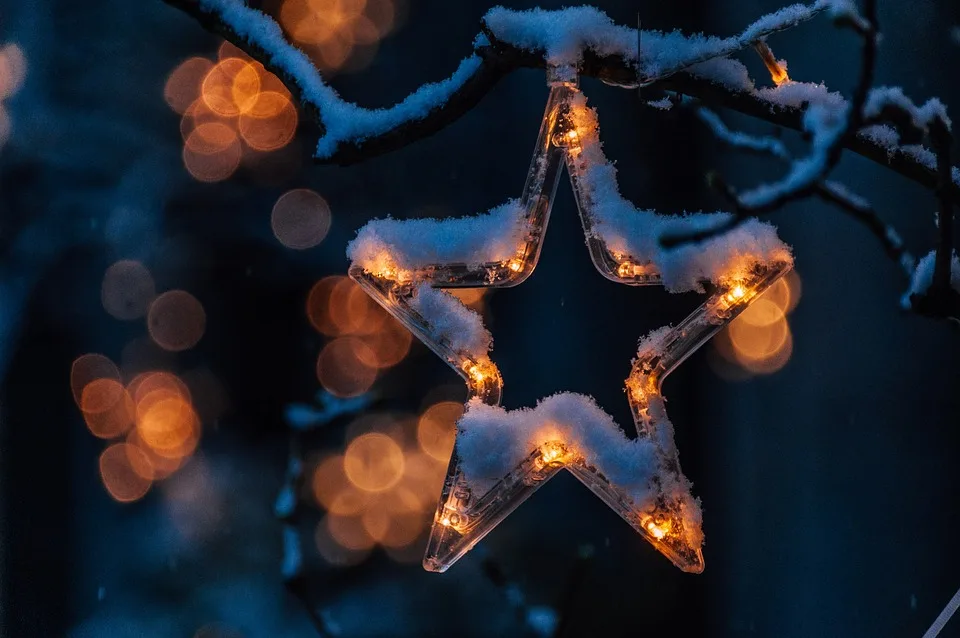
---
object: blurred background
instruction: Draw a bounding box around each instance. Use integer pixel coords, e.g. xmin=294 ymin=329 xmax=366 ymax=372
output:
xmin=0 ymin=0 xmax=958 ymax=636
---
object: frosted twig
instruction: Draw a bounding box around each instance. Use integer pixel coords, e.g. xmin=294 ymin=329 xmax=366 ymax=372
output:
xmin=160 ymin=0 xmax=959 ymax=199
xmin=688 ymin=106 xmax=914 ymax=278
xmin=665 ymin=0 xmax=879 ymax=244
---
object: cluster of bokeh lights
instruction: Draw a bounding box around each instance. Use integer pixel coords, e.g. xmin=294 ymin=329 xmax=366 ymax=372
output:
xmin=311 ymin=405 xmax=460 ymax=564
xmin=73 ymin=260 xmax=214 ymax=502
xmin=307 ymin=275 xmax=414 ymax=397
xmin=713 ymin=270 xmax=801 ymax=376
xmin=279 ymin=0 xmax=402 ymax=74
xmin=165 ymin=43 xmax=299 ymax=182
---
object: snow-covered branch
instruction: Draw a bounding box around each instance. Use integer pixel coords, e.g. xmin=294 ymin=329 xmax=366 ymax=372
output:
xmin=161 ymin=0 xmax=960 ymax=203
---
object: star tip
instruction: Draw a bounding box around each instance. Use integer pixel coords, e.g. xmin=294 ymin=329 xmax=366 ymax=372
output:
xmin=422 ymin=555 xmax=450 ymax=573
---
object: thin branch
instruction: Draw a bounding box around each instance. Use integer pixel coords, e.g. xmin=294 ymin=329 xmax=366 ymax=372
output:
xmin=159 ymin=0 xmax=960 ymax=201
xmin=929 ymin=116 xmax=955 ymax=295
xmin=665 ymin=0 xmax=880 ymax=244
xmin=815 ymin=181 xmax=914 ymax=279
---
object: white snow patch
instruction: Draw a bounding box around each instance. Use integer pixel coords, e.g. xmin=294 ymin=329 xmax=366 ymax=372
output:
xmin=407 ymin=284 xmax=492 ymax=358
xmin=902 ymin=250 xmax=960 ymax=308
xmin=457 ymin=393 xmax=662 ymax=506
xmin=347 ymin=201 xmax=525 ymax=272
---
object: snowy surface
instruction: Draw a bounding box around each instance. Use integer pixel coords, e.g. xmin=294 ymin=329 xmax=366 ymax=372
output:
xmin=408 ymin=284 xmax=492 ymax=358
xmin=196 ymin=0 xmax=484 ymax=159
xmin=200 ymin=0 xmax=958 ymax=193
xmin=484 ymin=2 xmax=824 ymax=79
xmin=696 ymin=107 xmax=789 ymax=159
xmin=864 ymin=87 xmax=951 ymax=130
xmin=347 ymin=200 xmax=525 ymax=272
xmin=902 ymin=250 xmax=960 ymax=308
xmin=198 ymin=0 xmax=832 ymax=160
xmin=567 ymin=92 xmax=792 ymax=291
xmin=457 ymin=393 xmax=666 ymax=506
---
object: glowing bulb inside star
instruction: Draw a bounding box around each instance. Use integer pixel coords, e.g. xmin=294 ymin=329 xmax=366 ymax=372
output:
xmin=508 ymin=259 xmax=523 ymax=272
xmin=618 ymin=261 xmax=633 ymax=278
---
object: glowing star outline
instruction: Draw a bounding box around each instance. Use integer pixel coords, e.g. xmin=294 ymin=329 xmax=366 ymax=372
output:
xmin=349 ymin=70 xmax=791 ymax=574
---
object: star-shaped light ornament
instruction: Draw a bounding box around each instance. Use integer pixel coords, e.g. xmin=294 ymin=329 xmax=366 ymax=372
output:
xmin=348 ymin=66 xmax=792 ymax=574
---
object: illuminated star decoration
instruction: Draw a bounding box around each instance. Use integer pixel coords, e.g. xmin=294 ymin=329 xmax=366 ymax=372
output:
xmin=347 ymin=66 xmax=792 ymax=574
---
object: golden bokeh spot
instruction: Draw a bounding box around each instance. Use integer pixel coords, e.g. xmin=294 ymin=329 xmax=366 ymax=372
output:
xmin=306 ymin=276 xmax=348 ymax=335
xmin=202 ymin=58 xmax=257 ymax=117
xmin=417 ymin=401 xmax=462 ymax=462
xmin=136 ymin=394 xmax=200 ymax=459
xmin=99 ymin=443 xmax=153 ymax=503
xmin=326 ymin=512 xmax=376 ymax=550
xmin=71 ymin=353 xmax=121 ymax=407
xmin=81 ymin=379 xmax=135 ymax=439
xmin=736 ymin=297 xmax=785 ymax=328
xmin=238 ymin=92 xmax=298 ymax=151
xmin=314 ymin=518 xmax=371 ymax=566
xmin=315 ymin=337 xmax=378 ymax=397
xmin=343 ymin=432 xmax=405 ymax=492
xmin=728 ymin=304 xmax=789 ymax=362
xmin=164 ymin=57 xmax=214 ymax=115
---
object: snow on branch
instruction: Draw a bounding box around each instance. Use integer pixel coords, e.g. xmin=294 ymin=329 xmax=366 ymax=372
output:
xmin=162 ymin=0 xmax=959 ymax=201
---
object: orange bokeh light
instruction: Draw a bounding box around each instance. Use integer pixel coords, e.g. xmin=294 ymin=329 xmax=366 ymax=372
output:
xmin=147 ymin=290 xmax=206 ymax=352
xmin=325 ymin=512 xmax=377 ymax=551
xmin=729 ymin=300 xmax=789 ymax=360
xmin=315 ymin=517 xmax=371 ymax=565
xmin=164 ymin=57 xmax=215 ymax=115
xmin=129 ymin=370 xmax=192 ymax=406
xmin=417 ymin=401 xmax=462 ymax=462
xmin=81 ymin=378 xmax=135 ymax=439
xmin=202 ymin=58 xmax=260 ymax=117
xmin=343 ymin=432 xmax=405 ymax=492
xmin=356 ymin=316 xmax=412 ymax=369
xmin=101 ymin=260 xmax=156 ymax=321
xmin=182 ymin=134 xmax=242 ymax=182
xmin=238 ymin=92 xmax=298 ymax=151
xmin=312 ymin=454 xmax=372 ymax=515
xmin=306 ymin=276 xmax=346 ymax=335
xmin=271 ymin=188 xmax=332 ymax=250
xmin=316 ymin=337 xmax=378 ymax=397
xmin=136 ymin=394 xmax=200 ymax=459
xmin=280 ymin=0 xmax=399 ymax=74
xmin=71 ymin=353 xmax=121 ymax=407
xmin=328 ymin=279 xmax=380 ymax=335
xmin=99 ymin=443 xmax=153 ymax=503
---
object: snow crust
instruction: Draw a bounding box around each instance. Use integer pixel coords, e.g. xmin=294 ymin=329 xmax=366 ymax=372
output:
xmin=407 ymin=284 xmax=492 ymax=358
xmin=484 ymin=2 xmax=824 ymax=79
xmin=346 ymin=200 xmax=524 ymax=272
xmin=902 ymin=250 xmax=960 ymax=308
xmin=456 ymin=393 xmax=660 ymax=503
xmin=567 ymin=92 xmax=793 ymax=291
xmin=197 ymin=0 xmax=484 ymax=159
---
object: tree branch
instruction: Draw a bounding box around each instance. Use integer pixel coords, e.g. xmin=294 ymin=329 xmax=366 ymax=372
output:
xmin=159 ymin=0 xmax=960 ymax=202
xmin=929 ymin=116 xmax=955 ymax=295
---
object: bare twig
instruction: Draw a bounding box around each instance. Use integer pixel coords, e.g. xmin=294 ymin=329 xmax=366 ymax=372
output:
xmin=159 ymin=0 xmax=959 ymax=201
xmin=815 ymin=181 xmax=914 ymax=278
xmin=929 ymin=116 xmax=955 ymax=295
